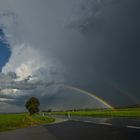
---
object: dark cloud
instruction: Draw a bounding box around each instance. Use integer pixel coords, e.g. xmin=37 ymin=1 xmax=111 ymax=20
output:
xmin=67 ymin=0 xmax=115 ymax=33
xmin=0 ymin=0 xmax=140 ymax=112
xmin=62 ymin=0 xmax=140 ymax=106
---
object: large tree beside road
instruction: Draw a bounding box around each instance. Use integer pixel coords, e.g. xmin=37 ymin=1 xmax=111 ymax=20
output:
xmin=25 ymin=97 xmax=40 ymax=115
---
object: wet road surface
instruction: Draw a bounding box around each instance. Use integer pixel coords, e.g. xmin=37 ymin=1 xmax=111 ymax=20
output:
xmin=46 ymin=120 xmax=140 ymax=140
xmin=52 ymin=115 xmax=140 ymax=128
xmin=0 ymin=119 xmax=140 ymax=140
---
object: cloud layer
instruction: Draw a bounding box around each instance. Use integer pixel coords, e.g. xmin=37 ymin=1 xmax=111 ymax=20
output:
xmin=0 ymin=0 xmax=140 ymax=112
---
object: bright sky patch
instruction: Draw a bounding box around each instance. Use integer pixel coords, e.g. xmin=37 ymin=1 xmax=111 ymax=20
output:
xmin=0 ymin=28 xmax=11 ymax=71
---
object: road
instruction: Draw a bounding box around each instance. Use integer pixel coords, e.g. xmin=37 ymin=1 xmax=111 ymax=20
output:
xmin=52 ymin=115 xmax=140 ymax=128
xmin=0 ymin=117 xmax=140 ymax=140
xmin=46 ymin=120 xmax=140 ymax=140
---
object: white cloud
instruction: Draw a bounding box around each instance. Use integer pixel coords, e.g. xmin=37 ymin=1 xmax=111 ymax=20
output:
xmin=2 ymin=43 xmax=45 ymax=80
xmin=0 ymin=40 xmax=65 ymax=104
xmin=0 ymin=98 xmax=15 ymax=102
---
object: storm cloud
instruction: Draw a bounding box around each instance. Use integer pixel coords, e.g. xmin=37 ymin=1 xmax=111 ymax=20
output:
xmin=0 ymin=0 xmax=140 ymax=112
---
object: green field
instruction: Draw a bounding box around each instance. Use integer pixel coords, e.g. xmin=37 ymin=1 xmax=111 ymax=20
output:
xmin=52 ymin=108 xmax=140 ymax=118
xmin=0 ymin=113 xmax=55 ymax=132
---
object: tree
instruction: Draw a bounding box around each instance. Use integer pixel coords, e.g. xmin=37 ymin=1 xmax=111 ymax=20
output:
xmin=25 ymin=97 xmax=40 ymax=115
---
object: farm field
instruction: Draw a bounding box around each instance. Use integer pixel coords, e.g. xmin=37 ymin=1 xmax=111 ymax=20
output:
xmin=52 ymin=108 xmax=140 ymax=118
xmin=0 ymin=113 xmax=55 ymax=132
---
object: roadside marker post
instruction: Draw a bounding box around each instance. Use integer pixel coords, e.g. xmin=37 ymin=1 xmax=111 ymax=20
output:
xmin=68 ymin=112 xmax=71 ymax=119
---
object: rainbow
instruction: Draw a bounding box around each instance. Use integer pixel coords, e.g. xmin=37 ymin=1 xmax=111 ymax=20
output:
xmin=50 ymin=83 xmax=114 ymax=110
xmin=95 ymin=76 xmax=140 ymax=105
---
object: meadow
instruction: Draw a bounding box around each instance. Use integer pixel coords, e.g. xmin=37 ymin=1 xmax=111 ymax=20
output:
xmin=52 ymin=108 xmax=140 ymax=118
xmin=0 ymin=113 xmax=55 ymax=132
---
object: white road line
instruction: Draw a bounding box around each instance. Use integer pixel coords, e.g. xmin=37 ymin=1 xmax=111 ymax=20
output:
xmin=84 ymin=121 xmax=92 ymax=123
xmin=72 ymin=120 xmax=113 ymax=126
xmin=100 ymin=123 xmax=112 ymax=126
xmin=127 ymin=126 xmax=140 ymax=130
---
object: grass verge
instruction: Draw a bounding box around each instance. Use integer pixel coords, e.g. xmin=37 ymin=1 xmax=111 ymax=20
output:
xmin=0 ymin=113 xmax=55 ymax=132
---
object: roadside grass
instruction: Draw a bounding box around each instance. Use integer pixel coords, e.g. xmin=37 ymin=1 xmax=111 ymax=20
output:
xmin=0 ymin=113 xmax=55 ymax=132
xmin=52 ymin=108 xmax=140 ymax=118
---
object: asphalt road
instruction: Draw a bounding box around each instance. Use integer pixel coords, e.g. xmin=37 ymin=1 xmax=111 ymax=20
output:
xmin=52 ymin=115 xmax=140 ymax=128
xmin=0 ymin=120 xmax=140 ymax=140
xmin=46 ymin=120 xmax=140 ymax=140
xmin=0 ymin=125 xmax=57 ymax=140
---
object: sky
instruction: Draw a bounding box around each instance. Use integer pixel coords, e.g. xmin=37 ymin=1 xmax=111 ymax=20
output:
xmin=0 ymin=0 xmax=140 ymax=112
xmin=0 ymin=29 xmax=11 ymax=71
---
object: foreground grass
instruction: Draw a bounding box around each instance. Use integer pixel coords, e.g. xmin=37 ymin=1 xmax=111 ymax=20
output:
xmin=52 ymin=108 xmax=140 ymax=118
xmin=0 ymin=113 xmax=55 ymax=132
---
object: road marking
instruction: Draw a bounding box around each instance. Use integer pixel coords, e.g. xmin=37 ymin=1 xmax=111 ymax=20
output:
xmin=61 ymin=119 xmax=113 ymax=126
xmin=127 ymin=126 xmax=140 ymax=130
xmin=100 ymin=123 xmax=112 ymax=126
xmin=84 ymin=121 xmax=92 ymax=123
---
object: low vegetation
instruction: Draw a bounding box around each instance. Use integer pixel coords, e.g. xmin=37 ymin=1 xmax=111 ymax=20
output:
xmin=52 ymin=108 xmax=140 ymax=118
xmin=0 ymin=113 xmax=55 ymax=132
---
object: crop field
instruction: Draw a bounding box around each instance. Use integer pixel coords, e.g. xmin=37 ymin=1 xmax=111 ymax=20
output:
xmin=0 ymin=113 xmax=55 ymax=132
xmin=52 ymin=108 xmax=140 ymax=118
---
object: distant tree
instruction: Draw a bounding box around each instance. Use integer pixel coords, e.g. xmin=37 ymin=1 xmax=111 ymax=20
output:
xmin=48 ymin=109 xmax=52 ymax=113
xmin=25 ymin=97 xmax=40 ymax=115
